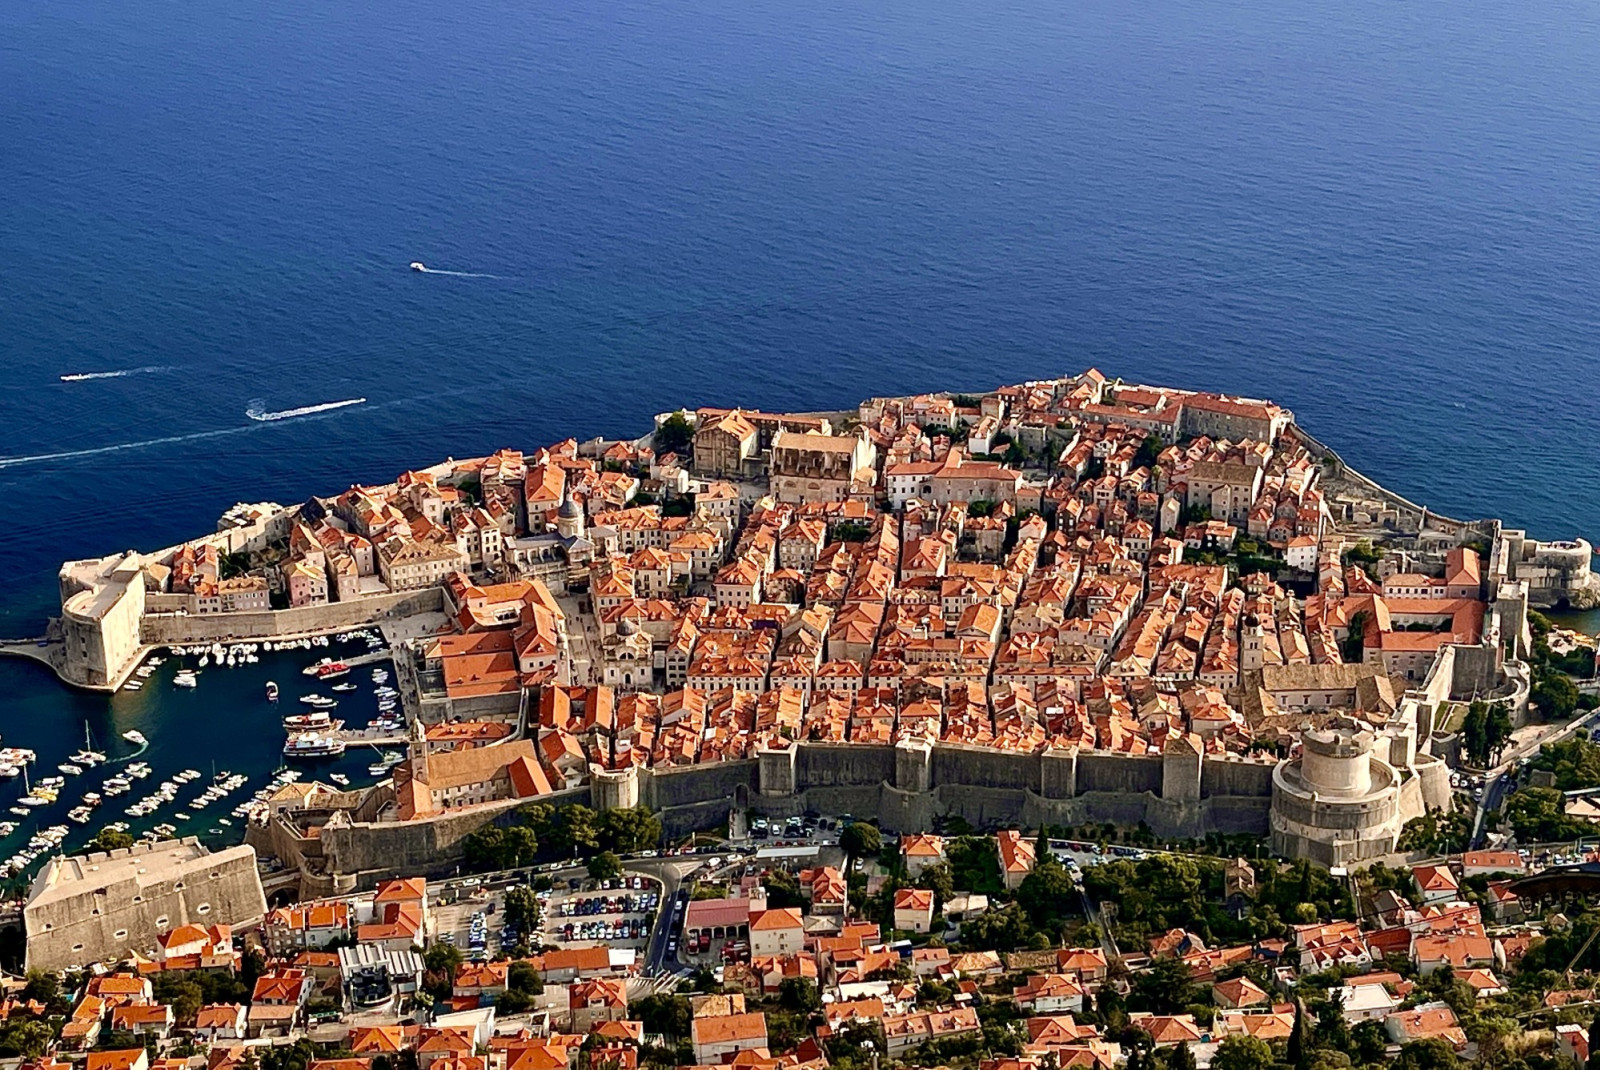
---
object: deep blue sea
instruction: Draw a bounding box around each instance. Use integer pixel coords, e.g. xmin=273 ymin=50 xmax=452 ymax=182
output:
xmin=2 ymin=0 xmax=1600 ymax=862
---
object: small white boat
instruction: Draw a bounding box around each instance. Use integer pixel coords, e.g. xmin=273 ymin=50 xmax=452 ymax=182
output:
xmin=265 ymin=681 xmax=280 ymax=701
xmin=174 ymin=674 xmax=197 ymax=689
xmin=57 ymin=764 xmax=82 ymax=776
xmin=410 ymin=261 xmax=427 ymax=272
xmin=329 ymin=773 xmax=349 ymax=786
xmin=122 ymin=730 xmax=147 ymax=745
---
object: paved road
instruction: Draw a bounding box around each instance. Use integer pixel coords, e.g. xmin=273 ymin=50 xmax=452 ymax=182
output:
xmin=623 ymin=858 xmax=700 ymax=976
xmin=1471 ymin=707 xmax=1600 ymax=847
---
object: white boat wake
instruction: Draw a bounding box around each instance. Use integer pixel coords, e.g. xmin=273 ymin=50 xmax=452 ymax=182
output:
xmin=59 ymin=365 xmax=170 ymax=383
xmin=245 ymin=397 xmax=368 ymax=422
xmin=409 ymin=262 xmax=503 ymax=279
xmin=0 ymin=396 xmax=375 ymax=471
xmin=0 ymin=426 xmax=254 ymax=470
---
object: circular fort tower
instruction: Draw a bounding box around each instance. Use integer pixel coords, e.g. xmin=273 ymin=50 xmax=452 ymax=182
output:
xmin=1269 ymin=716 xmax=1404 ymax=868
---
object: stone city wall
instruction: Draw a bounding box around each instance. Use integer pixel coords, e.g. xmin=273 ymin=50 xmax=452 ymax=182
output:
xmin=139 ymin=589 xmax=444 ymax=646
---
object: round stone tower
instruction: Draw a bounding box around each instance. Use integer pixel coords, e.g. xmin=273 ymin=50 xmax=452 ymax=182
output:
xmin=1299 ymin=721 xmax=1375 ymax=798
xmin=1270 ymin=715 xmax=1404 ymax=868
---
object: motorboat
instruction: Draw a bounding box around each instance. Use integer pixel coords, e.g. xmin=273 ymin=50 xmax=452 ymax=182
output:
xmin=265 ymin=681 xmax=280 ymax=701
xmin=283 ymin=711 xmax=339 ymax=731
xmin=410 ymin=261 xmax=427 ymax=272
xmin=57 ymin=763 xmax=82 ymax=776
xmin=331 ymin=682 xmax=357 ymax=692
xmin=174 ymin=672 xmax=197 ymax=689
xmin=122 ymin=730 xmax=147 ymax=745
xmin=284 ymin=734 xmax=347 ymax=759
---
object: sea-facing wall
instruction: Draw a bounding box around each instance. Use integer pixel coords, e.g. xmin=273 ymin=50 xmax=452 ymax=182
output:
xmin=139 ymin=589 xmax=444 ymax=646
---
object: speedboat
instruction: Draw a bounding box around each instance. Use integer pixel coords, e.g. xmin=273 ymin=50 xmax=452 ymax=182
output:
xmin=329 ymin=773 xmax=349 ymax=786
xmin=122 ymin=730 xmax=147 ymax=745
xmin=410 ymin=261 xmax=427 ymax=272
xmin=173 ymin=673 xmax=197 ymax=689
xmin=331 ymin=682 xmax=357 ymax=692
xmin=265 ymin=681 xmax=280 ymax=701
xmin=58 ymin=764 xmax=82 ymax=776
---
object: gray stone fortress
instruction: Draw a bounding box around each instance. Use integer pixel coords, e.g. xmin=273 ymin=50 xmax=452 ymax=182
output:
xmin=583 ymin=707 xmax=1450 ymax=869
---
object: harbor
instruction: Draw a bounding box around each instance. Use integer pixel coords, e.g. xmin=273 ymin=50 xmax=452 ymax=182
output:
xmin=0 ymin=628 xmax=407 ymax=888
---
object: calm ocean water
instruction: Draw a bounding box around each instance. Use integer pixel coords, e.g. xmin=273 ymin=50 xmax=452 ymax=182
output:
xmin=2 ymin=0 xmax=1599 ymax=859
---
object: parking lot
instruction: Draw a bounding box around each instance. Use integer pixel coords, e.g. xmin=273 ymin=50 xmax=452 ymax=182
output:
xmin=434 ymin=884 xmax=516 ymax=958
xmin=538 ymin=874 xmax=662 ymax=950
xmin=749 ymin=812 xmax=839 ymax=846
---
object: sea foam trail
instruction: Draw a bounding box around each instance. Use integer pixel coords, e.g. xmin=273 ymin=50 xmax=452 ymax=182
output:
xmin=412 ymin=265 xmax=504 ymax=279
xmin=245 ymin=397 xmax=368 ymax=422
xmin=0 ymin=426 xmax=253 ymax=470
xmin=59 ymin=365 xmax=171 ymax=383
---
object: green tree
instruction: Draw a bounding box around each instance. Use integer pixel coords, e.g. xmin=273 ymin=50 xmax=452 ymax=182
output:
xmin=1313 ymin=996 xmax=1351 ymax=1053
xmin=763 ymin=868 xmax=806 ymax=910
xmin=958 ymin=903 xmax=1033 ymax=952
xmin=423 ymin=942 xmax=463 ymax=1001
xmin=633 ymin=993 xmax=692 ymax=1040
xmin=1461 ymin=701 xmax=1489 ymax=767
xmin=653 ymin=412 xmax=693 ymax=457
xmin=1341 ymin=611 xmax=1369 ymax=663
xmin=1211 ymin=1035 xmax=1273 ymax=1070
xmin=947 ymin=835 xmax=1004 ymax=896
xmin=598 ymin=806 xmax=663 ymax=854
xmin=1532 ymin=669 xmax=1580 ymax=721
xmin=840 ymin=822 xmax=882 ymax=860
xmin=504 ymin=885 xmax=541 ymax=932
xmin=0 ymin=1020 xmax=54 ymax=1059
xmin=1166 ymin=1042 xmax=1198 ymax=1070
xmin=507 ymin=960 xmax=543 ymax=995
xmin=1504 ymin=786 xmax=1590 ymax=842
xmin=1486 ymin=703 xmax=1514 ymax=762
xmin=1018 ymin=860 xmax=1079 ymax=935
xmin=1132 ymin=956 xmax=1196 ymax=1014
xmin=462 ymin=824 xmax=539 ymax=872
xmin=1394 ymin=1038 xmax=1457 ymax=1070
xmin=779 ymin=977 xmax=821 ymax=1013
xmin=1352 ymin=1020 xmax=1388 ymax=1064
xmin=587 ymin=851 xmax=623 ymax=881
xmin=916 ymin=861 xmax=956 ymax=908
xmin=1287 ymin=999 xmax=1309 ymax=1070
xmin=90 ymin=827 xmax=134 ymax=852
xmin=1587 ymin=1013 xmax=1600 ymax=1070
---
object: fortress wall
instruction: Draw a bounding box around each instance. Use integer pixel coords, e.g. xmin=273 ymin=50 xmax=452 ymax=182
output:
xmin=646 ymin=760 xmax=758 ymax=811
xmin=789 ymin=785 xmax=885 ymax=820
xmin=1075 ymin=752 xmax=1163 ymax=796
xmin=931 ymin=783 xmax=1029 ymax=829
xmin=1200 ymin=756 xmax=1277 ymax=798
xmin=25 ymin=845 xmax=267 ymax=972
xmin=879 ymin=784 xmax=939 ymax=833
xmin=139 ymin=589 xmax=444 ymax=645
xmin=658 ymin=799 xmax=739 ymax=839
xmin=321 ymin=787 xmax=587 ymax=884
xmin=1194 ymin=795 xmax=1273 ymax=834
xmin=796 ymin=743 xmax=895 ymax=788
xmin=931 ymin=743 xmax=1039 ymax=792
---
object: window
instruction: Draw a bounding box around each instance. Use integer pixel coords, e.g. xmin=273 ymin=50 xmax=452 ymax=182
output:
xmin=156 ymin=915 xmax=169 ymax=928
xmin=113 ymin=928 xmax=128 ymax=940
xmin=71 ymin=943 xmax=84 ymax=953
xmin=197 ymin=903 xmax=212 ymax=915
